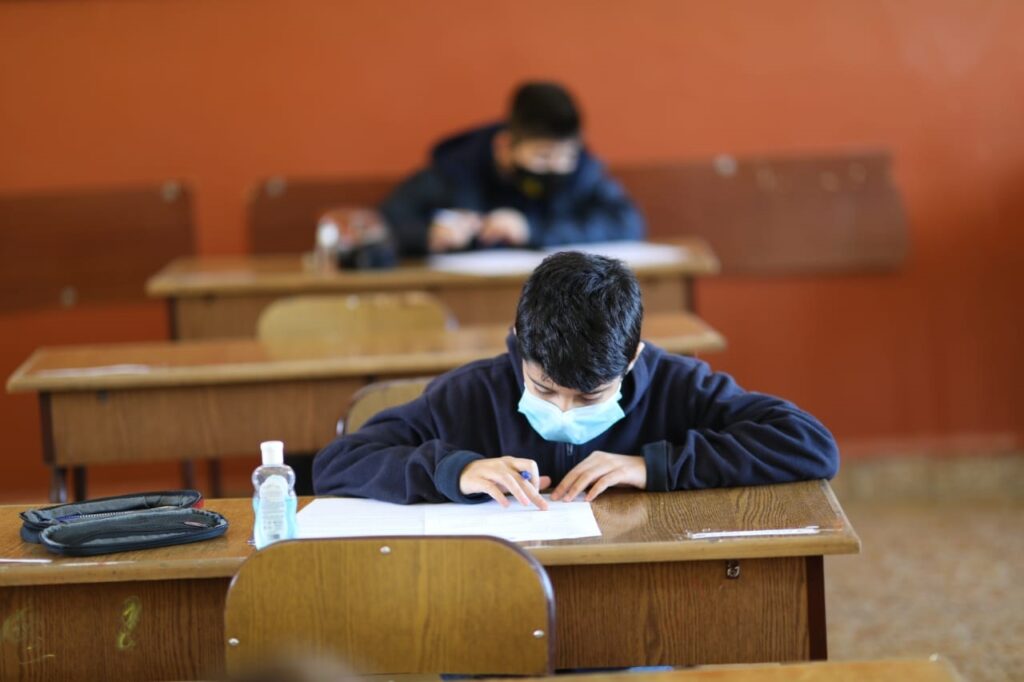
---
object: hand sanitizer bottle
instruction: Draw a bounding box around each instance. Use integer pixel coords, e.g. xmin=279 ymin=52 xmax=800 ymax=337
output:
xmin=252 ymin=440 xmax=297 ymax=549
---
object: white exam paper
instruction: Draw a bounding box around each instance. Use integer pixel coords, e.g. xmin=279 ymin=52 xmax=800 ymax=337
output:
xmin=427 ymin=241 xmax=689 ymax=276
xmin=426 ymin=250 xmax=545 ymax=275
xmin=297 ymin=495 xmax=601 ymax=543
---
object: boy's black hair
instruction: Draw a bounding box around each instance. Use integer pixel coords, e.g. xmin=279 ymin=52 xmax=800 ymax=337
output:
xmin=515 ymin=252 xmax=643 ymax=393
xmin=507 ymin=81 xmax=581 ymax=141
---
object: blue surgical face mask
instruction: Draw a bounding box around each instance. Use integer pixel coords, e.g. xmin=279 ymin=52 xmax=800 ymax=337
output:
xmin=517 ymin=384 xmax=626 ymax=445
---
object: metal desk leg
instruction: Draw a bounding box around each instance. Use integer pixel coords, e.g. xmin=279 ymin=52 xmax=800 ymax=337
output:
xmin=180 ymin=461 xmax=196 ymax=489
xmin=208 ymin=460 xmax=223 ymax=498
xmin=50 ymin=467 xmax=68 ymax=503
xmin=72 ymin=467 xmax=87 ymax=501
xmin=807 ymin=555 xmax=828 ymax=660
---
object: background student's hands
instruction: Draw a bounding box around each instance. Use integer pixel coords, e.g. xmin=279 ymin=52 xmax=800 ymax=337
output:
xmin=479 ymin=208 xmax=530 ymax=246
xmin=551 ymin=451 xmax=647 ymax=502
xmin=459 ymin=456 xmax=551 ymax=510
xmin=428 ymin=209 xmax=483 ymax=252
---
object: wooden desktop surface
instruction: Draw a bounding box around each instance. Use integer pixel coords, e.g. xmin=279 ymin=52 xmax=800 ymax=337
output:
xmin=0 ymin=482 xmax=859 ymax=679
xmin=146 ymin=237 xmax=720 ymax=297
xmin=7 ymin=312 xmax=723 ymax=393
xmin=0 ymin=481 xmax=858 ymax=585
xmin=510 ymin=658 xmax=962 ymax=682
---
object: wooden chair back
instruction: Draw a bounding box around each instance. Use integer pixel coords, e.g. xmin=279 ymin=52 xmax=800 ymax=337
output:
xmin=256 ymin=292 xmax=454 ymax=342
xmin=0 ymin=182 xmax=194 ymax=312
xmin=341 ymin=377 xmax=433 ymax=435
xmin=223 ymin=536 xmax=555 ymax=675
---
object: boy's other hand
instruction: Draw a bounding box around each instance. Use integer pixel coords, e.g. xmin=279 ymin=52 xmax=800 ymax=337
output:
xmin=428 ymin=209 xmax=483 ymax=252
xmin=551 ymin=452 xmax=646 ymax=503
xmin=459 ymin=456 xmax=550 ymax=510
xmin=480 ymin=208 xmax=529 ymax=246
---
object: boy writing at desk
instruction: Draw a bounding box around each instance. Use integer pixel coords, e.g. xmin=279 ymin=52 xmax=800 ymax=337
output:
xmin=313 ymin=253 xmax=838 ymax=508
xmin=380 ymin=81 xmax=644 ymax=255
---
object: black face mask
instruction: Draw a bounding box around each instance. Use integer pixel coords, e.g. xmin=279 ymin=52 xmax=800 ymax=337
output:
xmin=512 ymin=166 xmax=571 ymax=199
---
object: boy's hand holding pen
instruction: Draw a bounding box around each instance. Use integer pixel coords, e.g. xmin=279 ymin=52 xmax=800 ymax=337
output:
xmin=458 ymin=456 xmax=550 ymax=510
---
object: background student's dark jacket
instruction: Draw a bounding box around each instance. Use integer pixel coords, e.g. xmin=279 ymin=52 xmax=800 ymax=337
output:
xmin=379 ymin=123 xmax=645 ymax=255
xmin=313 ymin=336 xmax=840 ymax=503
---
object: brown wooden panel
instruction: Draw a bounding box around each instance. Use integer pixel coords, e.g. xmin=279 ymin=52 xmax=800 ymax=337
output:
xmin=549 ymin=557 xmax=808 ymax=668
xmin=176 ymin=294 xmax=280 ymax=339
xmin=0 ymin=578 xmax=226 ymax=682
xmin=615 ymin=152 xmax=908 ymax=274
xmin=49 ymin=378 xmax=363 ymax=465
xmin=249 ymin=176 xmax=396 ymax=254
xmin=0 ymin=183 xmax=194 ymax=311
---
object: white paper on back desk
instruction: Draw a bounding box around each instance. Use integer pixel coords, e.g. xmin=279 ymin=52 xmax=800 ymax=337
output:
xmin=296 ymin=495 xmax=601 ymax=543
xmin=427 ymin=240 xmax=689 ymax=276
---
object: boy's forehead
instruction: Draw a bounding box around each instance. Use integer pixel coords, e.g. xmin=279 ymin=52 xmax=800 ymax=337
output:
xmin=515 ymin=137 xmax=580 ymax=154
xmin=522 ymin=360 xmax=552 ymax=383
xmin=522 ymin=360 xmax=614 ymax=393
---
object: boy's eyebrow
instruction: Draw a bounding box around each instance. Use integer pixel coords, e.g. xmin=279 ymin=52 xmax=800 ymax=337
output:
xmin=528 ymin=374 xmax=553 ymax=390
xmin=527 ymin=371 xmax=615 ymax=396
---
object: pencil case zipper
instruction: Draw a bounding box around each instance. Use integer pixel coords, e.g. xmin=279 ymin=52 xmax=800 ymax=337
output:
xmin=56 ymin=521 xmax=215 ymax=545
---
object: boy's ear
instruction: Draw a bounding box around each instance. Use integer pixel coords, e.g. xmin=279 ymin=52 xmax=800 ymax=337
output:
xmin=625 ymin=342 xmax=646 ymax=374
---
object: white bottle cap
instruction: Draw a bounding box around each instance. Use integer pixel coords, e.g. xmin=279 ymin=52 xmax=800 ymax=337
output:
xmin=316 ymin=221 xmax=340 ymax=248
xmin=260 ymin=440 xmax=284 ymax=466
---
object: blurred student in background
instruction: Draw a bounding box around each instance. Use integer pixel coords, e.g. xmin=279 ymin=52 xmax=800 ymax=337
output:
xmin=381 ymin=81 xmax=645 ymax=255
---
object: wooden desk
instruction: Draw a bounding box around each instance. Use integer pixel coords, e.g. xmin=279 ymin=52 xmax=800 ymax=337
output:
xmin=146 ymin=238 xmax=720 ymax=339
xmin=512 ymin=657 xmax=962 ymax=682
xmin=6 ymin=313 xmax=724 ymax=502
xmin=0 ymin=481 xmax=859 ymax=681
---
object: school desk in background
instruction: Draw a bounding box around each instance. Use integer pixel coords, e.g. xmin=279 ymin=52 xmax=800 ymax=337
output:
xmin=6 ymin=312 xmax=724 ymax=502
xmin=147 ymin=237 xmax=718 ymax=340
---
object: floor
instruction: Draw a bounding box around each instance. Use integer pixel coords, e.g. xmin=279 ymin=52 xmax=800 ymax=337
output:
xmin=825 ymin=500 xmax=1024 ymax=682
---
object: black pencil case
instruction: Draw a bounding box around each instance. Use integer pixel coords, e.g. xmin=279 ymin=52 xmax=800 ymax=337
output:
xmin=38 ymin=507 xmax=228 ymax=557
xmin=19 ymin=490 xmax=204 ymax=543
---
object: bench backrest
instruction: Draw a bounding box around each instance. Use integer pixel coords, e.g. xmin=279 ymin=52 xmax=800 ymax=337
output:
xmin=0 ymin=182 xmax=194 ymax=311
xmin=247 ymin=152 xmax=908 ymax=274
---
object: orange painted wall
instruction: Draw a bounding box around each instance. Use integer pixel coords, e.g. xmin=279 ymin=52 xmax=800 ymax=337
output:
xmin=2 ymin=0 xmax=1022 ymax=501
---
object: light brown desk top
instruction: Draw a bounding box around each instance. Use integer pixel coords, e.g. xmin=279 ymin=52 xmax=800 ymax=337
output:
xmin=511 ymin=657 xmax=962 ymax=682
xmin=6 ymin=313 xmax=725 ymax=393
xmin=0 ymin=481 xmax=859 ymax=587
xmin=146 ymin=238 xmax=720 ymax=298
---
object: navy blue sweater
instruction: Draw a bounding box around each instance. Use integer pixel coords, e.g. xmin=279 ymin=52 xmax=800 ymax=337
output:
xmin=312 ymin=336 xmax=839 ymax=503
xmin=380 ymin=123 xmax=645 ymax=255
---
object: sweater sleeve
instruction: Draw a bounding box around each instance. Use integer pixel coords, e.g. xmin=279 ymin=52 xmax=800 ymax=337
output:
xmin=378 ymin=169 xmax=451 ymax=256
xmin=641 ymin=362 xmax=839 ymax=491
xmin=312 ymin=393 xmax=489 ymax=504
xmin=535 ymin=173 xmax=645 ymax=245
